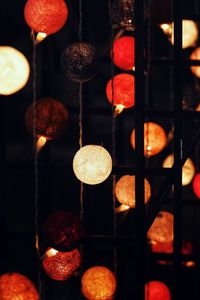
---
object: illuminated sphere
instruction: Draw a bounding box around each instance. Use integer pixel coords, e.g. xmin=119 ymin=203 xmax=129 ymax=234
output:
xmin=130 ymin=122 xmax=167 ymax=157
xmin=60 ymin=42 xmax=99 ymax=82
xmin=0 ymin=273 xmax=39 ymax=300
xmin=193 ymin=173 xmax=200 ymax=199
xmin=171 ymin=20 xmax=198 ymax=49
xmin=25 ymin=98 xmax=69 ymax=140
xmin=145 ymin=281 xmax=171 ymax=300
xmin=162 ymin=154 xmax=195 ymax=186
xmin=42 ymin=248 xmax=81 ymax=281
xmin=44 ymin=211 xmax=85 ymax=251
xmin=190 ymin=47 xmax=200 ymax=78
xmin=73 ymin=145 xmax=112 ymax=185
xmin=115 ymin=175 xmax=151 ymax=208
xmin=112 ymin=0 xmax=135 ymax=31
xmin=147 ymin=211 xmax=174 ymax=244
xmin=106 ymin=74 xmax=135 ymax=109
xmin=24 ymin=0 xmax=68 ymax=35
xmin=112 ymin=36 xmax=135 ymax=70
xmin=81 ymin=266 xmax=117 ymax=300
xmin=0 ymin=46 xmax=30 ymax=96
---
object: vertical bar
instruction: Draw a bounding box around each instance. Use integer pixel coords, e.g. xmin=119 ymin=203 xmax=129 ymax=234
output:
xmin=135 ymin=0 xmax=145 ymax=299
xmin=173 ymin=0 xmax=182 ymax=299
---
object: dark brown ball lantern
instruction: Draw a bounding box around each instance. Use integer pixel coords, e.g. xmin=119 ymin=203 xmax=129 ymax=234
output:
xmin=112 ymin=0 xmax=135 ymax=32
xmin=60 ymin=42 xmax=99 ymax=82
xmin=44 ymin=211 xmax=85 ymax=251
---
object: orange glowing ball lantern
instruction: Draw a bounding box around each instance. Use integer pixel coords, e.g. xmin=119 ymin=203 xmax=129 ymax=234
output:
xmin=24 ymin=0 xmax=68 ymax=42
xmin=115 ymin=175 xmax=151 ymax=212
xmin=25 ymin=98 xmax=69 ymax=152
xmin=106 ymin=73 xmax=134 ymax=116
xmin=130 ymin=122 xmax=167 ymax=157
xmin=193 ymin=173 xmax=200 ymax=199
xmin=42 ymin=247 xmax=81 ymax=281
xmin=44 ymin=211 xmax=85 ymax=251
xmin=190 ymin=47 xmax=200 ymax=78
xmin=145 ymin=281 xmax=171 ymax=300
xmin=112 ymin=36 xmax=135 ymax=70
xmin=0 ymin=273 xmax=39 ymax=300
xmin=147 ymin=211 xmax=174 ymax=244
xmin=81 ymin=266 xmax=117 ymax=300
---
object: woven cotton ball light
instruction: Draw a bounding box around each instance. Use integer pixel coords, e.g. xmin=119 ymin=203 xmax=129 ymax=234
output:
xmin=24 ymin=0 xmax=68 ymax=42
xmin=130 ymin=122 xmax=167 ymax=157
xmin=147 ymin=211 xmax=174 ymax=244
xmin=112 ymin=0 xmax=135 ymax=31
xmin=81 ymin=266 xmax=117 ymax=300
xmin=193 ymin=173 xmax=200 ymax=199
xmin=60 ymin=42 xmax=99 ymax=82
xmin=0 ymin=46 xmax=30 ymax=96
xmin=44 ymin=211 xmax=85 ymax=251
xmin=190 ymin=47 xmax=200 ymax=78
xmin=145 ymin=281 xmax=171 ymax=300
xmin=42 ymin=247 xmax=81 ymax=281
xmin=162 ymin=154 xmax=195 ymax=186
xmin=0 ymin=273 xmax=39 ymax=300
xmin=112 ymin=36 xmax=135 ymax=70
xmin=115 ymin=175 xmax=151 ymax=210
xmin=73 ymin=145 xmax=112 ymax=185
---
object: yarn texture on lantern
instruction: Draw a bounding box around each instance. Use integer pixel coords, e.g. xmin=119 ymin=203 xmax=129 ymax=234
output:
xmin=112 ymin=36 xmax=135 ymax=70
xmin=0 ymin=273 xmax=39 ymax=300
xmin=42 ymin=248 xmax=81 ymax=281
xmin=60 ymin=42 xmax=99 ymax=82
xmin=81 ymin=266 xmax=117 ymax=300
xmin=112 ymin=0 xmax=135 ymax=31
xmin=145 ymin=281 xmax=171 ymax=300
xmin=44 ymin=211 xmax=85 ymax=251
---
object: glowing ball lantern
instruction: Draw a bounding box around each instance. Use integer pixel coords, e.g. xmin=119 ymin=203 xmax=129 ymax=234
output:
xmin=44 ymin=211 xmax=85 ymax=251
xmin=112 ymin=0 xmax=135 ymax=32
xmin=193 ymin=173 xmax=200 ymax=199
xmin=162 ymin=154 xmax=195 ymax=186
xmin=42 ymin=247 xmax=81 ymax=281
xmin=112 ymin=36 xmax=135 ymax=70
xmin=147 ymin=211 xmax=174 ymax=244
xmin=73 ymin=145 xmax=112 ymax=185
xmin=106 ymin=73 xmax=134 ymax=116
xmin=25 ymin=98 xmax=69 ymax=152
xmin=0 ymin=273 xmax=39 ymax=300
xmin=130 ymin=122 xmax=167 ymax=157
xmin=145 ymin=281 xmax=171 ymax=300
xmin=160 ymin=20 xmax=198 ymax=49
xmin=115 ymin=175 xmax=151 ymax=212
xmin=190 ymin=47 xmax=200 ymax=78
xmin=0 ymin=46 xmax=30 ymax=96
xmin=81 ymin=266 xmax=117 ymax=300
xmin=24 ymin=0 xmax=68 ymax=43
xmin=60 ymin=42 xmax=99 ymax=82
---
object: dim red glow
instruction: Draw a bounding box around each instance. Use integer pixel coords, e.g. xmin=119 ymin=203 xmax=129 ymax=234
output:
xmin=112 ymin=36 xmax=135 ymax=70
xmin=145 ymin=281 xmax=171 ymax=300
xmin=193 ymin=173 xmax=200 ymax=199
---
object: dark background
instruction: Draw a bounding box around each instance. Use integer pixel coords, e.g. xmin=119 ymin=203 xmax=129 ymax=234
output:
xmin=1 ymin=0 xmax=200 ymax=299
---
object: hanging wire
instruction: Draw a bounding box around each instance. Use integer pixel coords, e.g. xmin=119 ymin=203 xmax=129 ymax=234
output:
xmin=32 ymin=31 xmax=42 ymax=299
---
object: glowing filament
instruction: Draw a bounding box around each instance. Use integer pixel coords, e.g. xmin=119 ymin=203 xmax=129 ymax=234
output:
xmin=36 ymin=136 xmax=47 ymax=153
xmin=114 ymin=104 xmax=124 ymax=117
xmin=36 ymin=32 xmax=47 ymax=43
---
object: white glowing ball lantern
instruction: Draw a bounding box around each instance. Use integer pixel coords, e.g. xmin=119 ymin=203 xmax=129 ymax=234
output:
xmin=162 ymin=154 xmax=195 ymax=186
xmin=73 ymin=145 xmax=112 ymax=185
xmin=0 ymin=46 xmax=30 ymax=95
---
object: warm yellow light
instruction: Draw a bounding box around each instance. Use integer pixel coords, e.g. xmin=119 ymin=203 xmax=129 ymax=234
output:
xmin=0 ymin=46 xmax=30 ymax=95
xmin=36 ymin=32 xmax=47 ymax=43
xmin=190 ymin=47 xmax=200 ymax=78
xmin=73 ymin=145 xmax=112 ymax=185
xmin=36 ymin=136 xmax=47 ymax=153
xmin=114 ymin=104 xmax=124 ymax=117
xmin=46 ymin=247 xmax=58 ymax=257
xmin=148 ymin=211 xmax=174 ymax=244
xmin=115 ymin=175 xmax=151 ymax=209
xmin=162 ymin=154 xmax=195 ymax=186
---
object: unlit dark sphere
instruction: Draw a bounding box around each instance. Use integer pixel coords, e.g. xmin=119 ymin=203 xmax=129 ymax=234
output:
xmin=112 ymin=0 xmax=135 ymax=31
xmin=60 ymin=42 xmax=99 ymax=82
xmin=44 ymin=211 xmax=85 ymax=251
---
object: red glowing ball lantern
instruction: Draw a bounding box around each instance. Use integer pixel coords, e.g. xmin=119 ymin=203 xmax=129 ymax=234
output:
xmin=193 ymin=173 xmax=200 ymax=199
xmin=42 ymin=247 xmax=81 ymax=281
xmin=25 ymin=98 xmax=69 ymax=152
xmin=112 ymin=36 xmax=135 ymax=70
xmin=106 ymin=73 xmax=134 ymax=115
xmin=130 ymin=122 xmax=167 ymax=157
xmin=44 ymin=211 xmax=85 ymax=251
xmin=190 ymin=47 xmax=200 ymax=78
xmin=145 ymin=281 xmax=171 ymax=300
xmin=24 ymin=0 xmax=68 ymax=42
xmin=0 ymin=273 xmax=39 ymax=300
